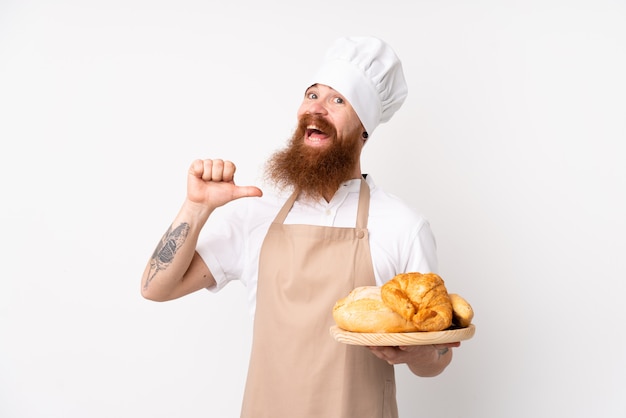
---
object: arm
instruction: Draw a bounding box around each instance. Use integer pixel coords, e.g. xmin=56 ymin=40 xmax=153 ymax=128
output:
xmin=140 ymin=159 xmax=262 ymax=302
xmin=368 ymin=342 xmax=460 ymax=377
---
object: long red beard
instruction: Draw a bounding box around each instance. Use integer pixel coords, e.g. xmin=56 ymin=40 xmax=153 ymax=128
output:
xmin=265 ymin=114 xmax=362 ymax=200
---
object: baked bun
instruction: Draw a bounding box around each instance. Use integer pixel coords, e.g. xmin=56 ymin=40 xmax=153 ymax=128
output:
xmin=332 ymin=286 xmax=420 ymax=333
xmin=449 ymin=293 xmax=474 ymax=327
xmin=381 ymin=272 xmax=453 ymax=332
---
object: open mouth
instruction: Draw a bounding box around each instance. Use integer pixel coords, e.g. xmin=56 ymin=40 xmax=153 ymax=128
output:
xmin=306 ymin=124 xmax=330 ymax=143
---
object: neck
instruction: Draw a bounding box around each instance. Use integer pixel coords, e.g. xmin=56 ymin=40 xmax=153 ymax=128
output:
xmin=322 ymin=168 xmax=363 ymax=202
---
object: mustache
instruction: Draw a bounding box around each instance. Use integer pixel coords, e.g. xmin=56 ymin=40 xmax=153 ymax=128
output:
xmin=297 ymin=114 xmax=337 ymax=137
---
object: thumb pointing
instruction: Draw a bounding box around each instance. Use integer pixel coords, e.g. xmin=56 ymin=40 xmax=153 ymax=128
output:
xmin=232 ymin=186 xmax=263 ymax=200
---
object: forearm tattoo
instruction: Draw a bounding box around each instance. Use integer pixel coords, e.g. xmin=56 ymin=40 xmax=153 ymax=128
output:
xmin=437 ymin=347 xmax=449 ymax=356
xmin=144 ymin=222 xmax=190 ymax=290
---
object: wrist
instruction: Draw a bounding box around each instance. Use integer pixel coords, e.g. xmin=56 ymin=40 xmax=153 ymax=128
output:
xmin=407 ymin=345 xmax=453 ymax=377
xmin=181 ymin=198 xmax=214 ymax=222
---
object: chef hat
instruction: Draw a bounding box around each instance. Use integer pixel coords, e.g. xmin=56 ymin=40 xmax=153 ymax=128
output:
xmin=309 ymin=36 xmax=408 ymax=136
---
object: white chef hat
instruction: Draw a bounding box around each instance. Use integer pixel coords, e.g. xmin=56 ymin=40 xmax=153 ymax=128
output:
xmin=309 ymin=36 xmax=408 ymax=136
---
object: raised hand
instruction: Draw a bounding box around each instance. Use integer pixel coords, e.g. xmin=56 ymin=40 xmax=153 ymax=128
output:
xmin=187 ymin=159 xmax=263 ymax=210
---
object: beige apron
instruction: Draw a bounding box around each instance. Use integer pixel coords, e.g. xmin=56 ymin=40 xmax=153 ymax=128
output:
xmin=240 ymin=179 xmax=398 ymax=418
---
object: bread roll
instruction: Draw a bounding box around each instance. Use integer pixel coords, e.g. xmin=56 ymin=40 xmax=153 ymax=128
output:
xmin=332 ymin=286 xmax=420 ymax=333
xmin=449 ymin=293 xmax=474 ymax=327
xmin=381 ymin=272 xmax=453 ymax=332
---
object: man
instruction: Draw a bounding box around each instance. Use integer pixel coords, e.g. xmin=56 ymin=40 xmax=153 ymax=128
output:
xmin=141 ymin=36 xmax=460 ymax=418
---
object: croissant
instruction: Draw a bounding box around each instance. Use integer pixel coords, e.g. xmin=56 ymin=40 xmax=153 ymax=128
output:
xmin=381 ymin=272 xmax=453 ymax=332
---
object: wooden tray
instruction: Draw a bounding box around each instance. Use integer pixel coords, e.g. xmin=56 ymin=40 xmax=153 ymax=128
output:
xmin=329 ymin=324 xmax=475 ymax=346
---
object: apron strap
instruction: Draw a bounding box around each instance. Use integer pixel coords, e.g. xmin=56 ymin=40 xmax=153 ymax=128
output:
xmin=272 ymin=189 xmax=299 ymax=224
xmin=356 ymin=178 xmax=370 ymax=230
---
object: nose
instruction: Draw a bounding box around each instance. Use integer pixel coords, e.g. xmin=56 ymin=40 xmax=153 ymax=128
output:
xmin=303 ymin=100 xmax=328 ymax=116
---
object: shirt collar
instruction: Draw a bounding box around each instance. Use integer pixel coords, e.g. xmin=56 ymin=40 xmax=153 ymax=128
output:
xmin=330 ymin=175 xmax=375 ymax=205
xmin=295 ymin=175 xmax=376 ymax=207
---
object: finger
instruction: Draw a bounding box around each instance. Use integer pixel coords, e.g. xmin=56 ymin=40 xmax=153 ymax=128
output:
xmin=398 ymin=343 xmax=458 ymax=353
xmin=397 ymin=345 xmax=415 ymax=352
xmin=200 ymin=160 xmax=214 ymax=181
xmin=434 ymin=342 xmax=461 ymax=349
xmin=210 ymin=159 xmax=225 ymax=182
xmin=368 ymin=346 xmax=400 ymax=364
xmin=189 ymin=159 xmax=205 ymax=178
xmin=232 ymin=186 xmax=263 ymax=200
xmin=367 ymin=347 xmax=389 ymax=362
xmin=222 ymin=160 xmax=237 ymax=182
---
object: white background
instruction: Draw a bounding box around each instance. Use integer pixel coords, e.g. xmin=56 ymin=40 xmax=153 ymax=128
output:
xmin=1 ymin=0 xmax=625 ymax=417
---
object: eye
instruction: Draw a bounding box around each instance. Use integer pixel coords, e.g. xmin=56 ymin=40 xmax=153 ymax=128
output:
xmin=333 ymin=97 xmax=345 ymax=104
xmin=307 ymin=92 xmax=318 ymax=100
